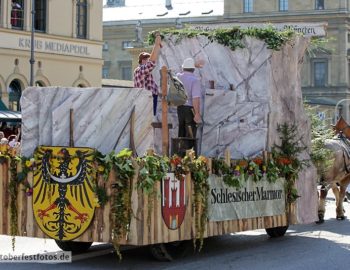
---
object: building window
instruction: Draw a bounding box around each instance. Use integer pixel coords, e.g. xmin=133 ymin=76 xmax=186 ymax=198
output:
xmin=122 ymin=41 xmax=133 ymax=49
xmin=76 ymin=0 xmax=87 ymax=39
xmin=313 ymin=60 xmax=327 ymax=86
xmin=106 ymin=0 xmax=125 ymax=7
xmin=103 ymin=42 xmax=109 ymax=51
xmin=315 ymin=0 xmax=324 ymax=10
xmin=35 ymin=0 xmax=46 ymax=32
xmin=279 ymin=0 xmax=288 ymax=11
xmin=243 ymin=0 xmax=253 ymax=13
xmin=119 ymin=61 xmax=132 ymax=80
xmin=8 ymin=79 xmax=22 ymax=111
xmin=102 ymin=66 xmax=109 ymax=78
xmin=11 ymin=0 xmax=24 ymax=29
xmin=121 ymin=66 xmax=132 ymax=80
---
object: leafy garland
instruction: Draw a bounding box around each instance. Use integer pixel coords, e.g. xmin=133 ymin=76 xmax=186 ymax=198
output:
xmin=181 ymin=150 xmax=209 ymax=251
xmin=148 ymin=26 xmax=295 ymax=51
xmin=107 ymin=149 xmax=135 ymax=261
xmin=136 ymin=151 xmax=169 ymax=231
xmin=0 ymin=147 xmax=31 ymax=250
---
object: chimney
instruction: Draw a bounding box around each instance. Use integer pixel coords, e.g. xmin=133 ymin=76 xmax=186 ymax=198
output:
xmin=165 ymin=0 xmax=173 ymax=10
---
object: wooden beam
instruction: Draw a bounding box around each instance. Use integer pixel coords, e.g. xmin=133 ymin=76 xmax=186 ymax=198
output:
xmin=69 ymin=108 xmax=74 ymax=147
xmin=160 ymin=66 xmax=169 ymax=156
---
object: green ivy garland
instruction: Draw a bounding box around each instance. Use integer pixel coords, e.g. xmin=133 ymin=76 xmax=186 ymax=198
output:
xmin=136 ymin=151 xmax=169 ymax=230
xmin=105 ymin=148 xmax=136 ymax=261
xmin=182 ymin=151 xmax=209 ymax=252
xmin=148 ymin=26 xmax=295 ymax=51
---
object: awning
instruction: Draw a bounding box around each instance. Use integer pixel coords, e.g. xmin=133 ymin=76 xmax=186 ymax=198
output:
xmin=0 ymin=110 xmax=21 ymax=122
xmin=0 ymin=99 xmax=8 ymax=110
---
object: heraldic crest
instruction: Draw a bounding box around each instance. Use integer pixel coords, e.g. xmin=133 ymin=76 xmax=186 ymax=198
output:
xmin=33 ymin=146 xmax=98 ymax=241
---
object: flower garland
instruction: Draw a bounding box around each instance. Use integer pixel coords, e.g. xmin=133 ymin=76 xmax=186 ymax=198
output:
xmin=182 ymin=150 xmax=209 ymax=251
xmin=136 ymin=151 xmax=169 ymax=231
xmin=105 ymin=148 xmax=136 ymax=261
xmin=0 ymin=147 xmax=33 ymax=250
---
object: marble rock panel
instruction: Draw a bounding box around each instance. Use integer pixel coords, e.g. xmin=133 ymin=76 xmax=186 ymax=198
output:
xmin=155 ymin=35 xmax=317 ymax=223
xmin=21 ymin=87 xmax=154 ymax=157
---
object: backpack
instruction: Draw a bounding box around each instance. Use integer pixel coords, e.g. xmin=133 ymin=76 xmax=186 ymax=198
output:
xmin=166 ymin=71 xmax=187 ymax=107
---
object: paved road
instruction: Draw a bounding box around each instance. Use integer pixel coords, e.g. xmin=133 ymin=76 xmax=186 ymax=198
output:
xmin=1 ymin=195 xmax=350 ymax=269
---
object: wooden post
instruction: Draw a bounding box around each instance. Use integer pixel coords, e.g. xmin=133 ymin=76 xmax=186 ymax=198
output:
xmin=262 ymin=150 xmax=268 ymax=163
xmin=224 ymin=147 xmax=231 ymax=166
xmin=160 ymin=66 xmax=169 ymax=156
xmin=69 ymin=108 xmax=74 ymax=147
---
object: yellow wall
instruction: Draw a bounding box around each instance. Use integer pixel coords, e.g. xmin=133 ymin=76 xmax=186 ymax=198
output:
xmin=0 ymin=0 xmax=103 ymax=110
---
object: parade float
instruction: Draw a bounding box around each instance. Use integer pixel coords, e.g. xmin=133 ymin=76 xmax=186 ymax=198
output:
xmin=0 ymin=27 xmax=318 ymax=260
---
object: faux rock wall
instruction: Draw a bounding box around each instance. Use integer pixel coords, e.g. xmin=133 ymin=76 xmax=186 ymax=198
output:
xmin=21 ymin=87 xmax=155 ymax=156
xmin=21 ymin=35 xmax=317 ymax=224
xmin=154 ymin=35 xmax=317 ymax=224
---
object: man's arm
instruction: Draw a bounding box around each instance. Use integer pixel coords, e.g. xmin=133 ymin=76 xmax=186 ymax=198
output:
xmin=193 ymin=97 xmax=201 ymax=124
xmin=149 ymin=35 xmax=162 ymax=62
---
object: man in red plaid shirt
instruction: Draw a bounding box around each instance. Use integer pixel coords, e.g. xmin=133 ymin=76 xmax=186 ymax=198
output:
xmin=134 ymin=34 xmax=162 ymax=121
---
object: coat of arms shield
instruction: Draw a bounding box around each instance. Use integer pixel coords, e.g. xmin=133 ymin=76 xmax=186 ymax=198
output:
xmin=161 ymin=173 xmax=187 ymax=230
xmin=33 ymin=146 xmax=98 ymax=241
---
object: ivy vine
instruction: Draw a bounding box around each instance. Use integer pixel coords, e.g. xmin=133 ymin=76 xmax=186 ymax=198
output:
xmin=148 ymin=26 xmax=295 ymax=51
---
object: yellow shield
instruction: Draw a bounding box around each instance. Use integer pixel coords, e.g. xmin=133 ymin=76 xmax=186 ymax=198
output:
xmin=33 ymin=146 xmax=98 ymax=241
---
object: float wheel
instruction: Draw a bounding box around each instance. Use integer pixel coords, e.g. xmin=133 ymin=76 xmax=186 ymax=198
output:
xmin=149 ymin=240 xmax=192 ymax=261
xmin=265 ymin=226 xmax=288 ymax=237
xmin=55 ymin=240 xmax=93 ymax=253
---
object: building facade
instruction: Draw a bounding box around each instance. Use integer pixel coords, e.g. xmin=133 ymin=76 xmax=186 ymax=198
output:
xmin=0 ymin=0 xmax=103 ymax=111
xmin=103 ymin=0 xmax=350 ymax=123
xmin=224 ymin=0 xmax=350 ymax=123
xmin=102 ymin=0 xmax=224 ymax=81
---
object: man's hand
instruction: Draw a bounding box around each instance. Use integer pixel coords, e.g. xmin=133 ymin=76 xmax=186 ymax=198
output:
xmin=194 ymin=59 xmax=205 ymax=68
xmin=194 ymin=113 xmax=202 ymax=124
xmin=155 ymin=35 xmax=162 ymax=48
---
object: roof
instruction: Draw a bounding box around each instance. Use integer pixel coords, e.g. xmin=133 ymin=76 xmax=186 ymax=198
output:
xmin=304 ymin=97 xmax=338 ymax=106
xmin=103 ymin=0 xmax=224 ymax=23
xmin=0 ymin=110 xmax=21 ymax=122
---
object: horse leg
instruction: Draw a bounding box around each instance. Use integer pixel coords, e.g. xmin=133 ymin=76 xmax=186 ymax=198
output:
xmin=336 ymin=176 xmax=350 ymax=220
xmin=317 ymin=185 xmax=328 ymax=224
xmin=331 ymin=183 xmax=344 ymax=220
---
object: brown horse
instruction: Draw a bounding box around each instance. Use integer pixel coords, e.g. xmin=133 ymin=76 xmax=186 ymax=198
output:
xmin=332 ymin=116 xmax=350 ymax=139
xmin=317 ymin=116 xmax=350 ymax=222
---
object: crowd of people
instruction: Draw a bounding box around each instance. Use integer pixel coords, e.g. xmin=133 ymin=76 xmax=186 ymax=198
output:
xmin=0 ymin=124 xmax=21 ymax=155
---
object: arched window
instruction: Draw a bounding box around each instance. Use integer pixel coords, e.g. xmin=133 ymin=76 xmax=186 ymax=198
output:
xmin=76 ymin=0 xmax=87 ymax=39
xmin=35 ymin=0 xmax=46 ymax=32
xmin=11 ymin=0 xmax=24 ymax=29
xmin=8 ymin=79 xmax=22 ymax=111
xmin=35 ymin=81 xmax=45 ymax=87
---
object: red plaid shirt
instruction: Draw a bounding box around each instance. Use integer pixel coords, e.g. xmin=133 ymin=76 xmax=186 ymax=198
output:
xmin=133 ymin=60 xmax=158 ymax=95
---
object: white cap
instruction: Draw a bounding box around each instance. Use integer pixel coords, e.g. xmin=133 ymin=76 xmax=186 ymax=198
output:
xmin=182 ymin=58 xmax=195 ymax=69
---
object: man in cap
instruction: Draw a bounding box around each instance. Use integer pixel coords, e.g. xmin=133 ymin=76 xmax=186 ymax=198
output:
xmin=133 ymin=34 xmax=162 ymax=122
xmin=176 ymin=58 xmax=204 ymax=138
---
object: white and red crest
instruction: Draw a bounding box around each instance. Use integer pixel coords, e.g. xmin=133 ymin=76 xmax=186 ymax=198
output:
xmin=161 ymin=173 xmax=187 ymax=230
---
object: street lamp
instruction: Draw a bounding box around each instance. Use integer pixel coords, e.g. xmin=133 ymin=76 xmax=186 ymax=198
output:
xmin=334 ymin=98 xmax=350 ymax=124
xmin=29 ymin=0 xmax=35 ymax=86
